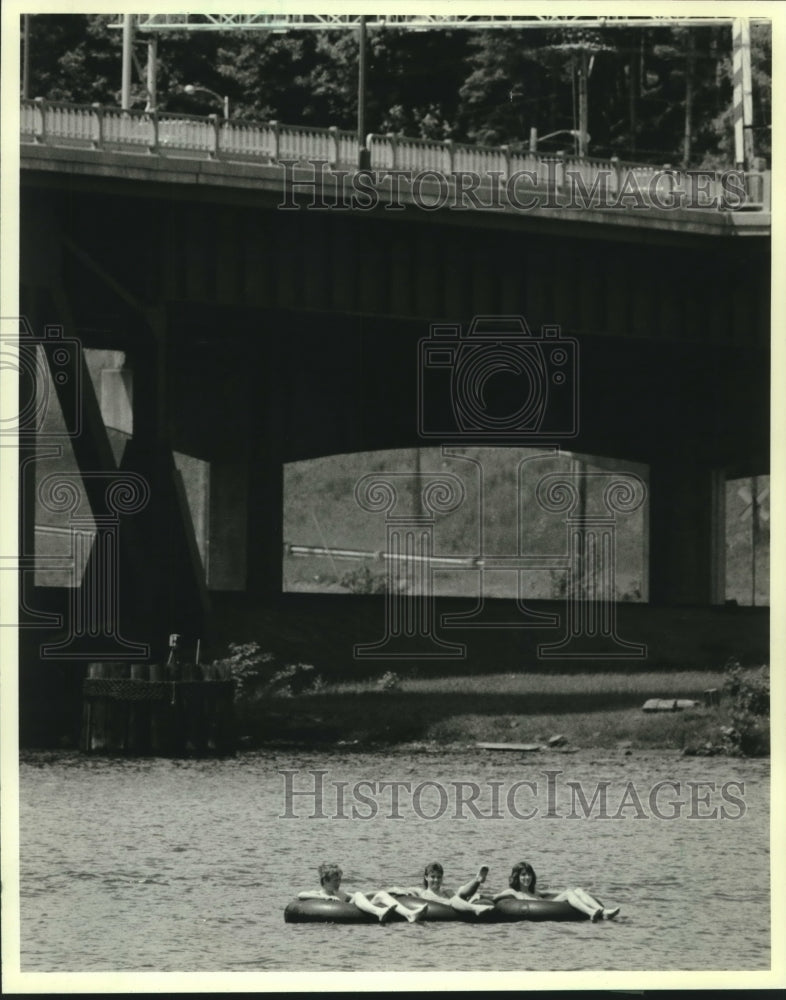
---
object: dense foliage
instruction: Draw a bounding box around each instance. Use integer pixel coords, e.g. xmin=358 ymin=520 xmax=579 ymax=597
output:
xmin=24 ymin=15 xmax=771 ymax=166
xmin=720 ymin=659 xmax=770 ymax=757
xmin=210 ymin=641 xmax=321 ymax=699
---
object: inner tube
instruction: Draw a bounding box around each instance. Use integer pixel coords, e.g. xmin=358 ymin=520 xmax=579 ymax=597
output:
xmin=284 ymin=895 xmax=466 ymax=924
xmin=284 ymin=894 xmax=587 ymax=923
xmin=492 ymin=896 xmax=587 ymax=922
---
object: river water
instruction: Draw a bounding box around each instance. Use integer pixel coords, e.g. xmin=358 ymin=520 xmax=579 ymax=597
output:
xmin=17 ymin=747 xmax=770 ymax=977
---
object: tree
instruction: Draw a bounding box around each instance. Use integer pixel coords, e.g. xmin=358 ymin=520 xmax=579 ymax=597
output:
xmin=306 ymin=27 xmax=469 ymax=137
xmin=458 ymin=29 xmax=574 ymax=147
xmin=25 ymin=15 xmax=121 ymax=104
xmin=694 ymin=21 xmax=771 ymax=167
xmin=21 ymin=15 xmax=771 ymax=168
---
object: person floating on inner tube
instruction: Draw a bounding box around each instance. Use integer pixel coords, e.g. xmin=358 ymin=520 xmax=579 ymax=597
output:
xmin=493 ymin=861 xmax=620 ymax=922
xmin=297 ymin=862 xmax=428 ymax=924
xmin=387 ymin=862 xmax=494 ymax=916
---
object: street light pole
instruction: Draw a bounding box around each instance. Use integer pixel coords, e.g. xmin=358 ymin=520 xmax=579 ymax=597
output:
xmin=532 ymin=128 xmax=590 ymax=153
xmin=184 ymin=84 xmax=229 ymax=119
xmin=358 ymin=15 xmax=368 ymax=166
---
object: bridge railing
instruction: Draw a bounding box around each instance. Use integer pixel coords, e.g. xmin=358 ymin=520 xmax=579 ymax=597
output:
xmin=21 ymin=98 xmax=360 ymax=166
xmin=367 ymin=133 xmax=768 ymax=209
xmin=21 ymin=99 xmax=770 ymax=212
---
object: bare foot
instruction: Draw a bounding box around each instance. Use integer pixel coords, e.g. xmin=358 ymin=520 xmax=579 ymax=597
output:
xmin=477 ymin=865 xmax=489 ymax=882
xmin=591 ymin=907 xmax=603 ymax=923
xmin=408 ymin=904 xmax=428 ymax=922
xmin=379 ymin=904 xmax=397 ymax=925
xmin=474 ymin=904 xmax=494 ymax=916
xmin=603 ymin=907 xmax=620 ymax=920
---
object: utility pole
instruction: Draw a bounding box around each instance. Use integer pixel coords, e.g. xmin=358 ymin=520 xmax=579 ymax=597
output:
xmin=732 ymin=18 xmax=755 ymax=169
xmin=22 ymin=14 xmax=30 ymax=98
xmin=121 ymin=13 xmax=133 ymax=109
xmin=628 ymin=28 xmax=640 ymax=158
xmin=684 ymin=29 xmax=694 ymax=166
xmin=357 ymin=15 xmax=369 ymax=166
xmin=577 ymin=48 xmax=589 ymax=158
xmin=146 ymin=36 xmax=158 ymax=111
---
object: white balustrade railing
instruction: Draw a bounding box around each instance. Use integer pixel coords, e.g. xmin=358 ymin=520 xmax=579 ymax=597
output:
xmin=452 ymin=142 xmax=505 ymax=177
xmin=221 ymin=119 xmax=273 ymax=159
xmin=158 ymin=114 xmax=212 ymax=152
xmin=102 ymin=108 xmax=154 ymax=148
xmin=20 ymin=99 xmax=770 ymax=213
xmin=336 ymin=130 xmax=357 ymax=167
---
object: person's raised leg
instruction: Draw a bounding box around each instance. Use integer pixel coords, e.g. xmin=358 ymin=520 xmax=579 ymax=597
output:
xmin=448 ymin=894 xmax=494 ymax=916
xmin=371 ymin=890 xmax=427 ymax=922
xmin=350 ymin=891 xmax=397 ymax=923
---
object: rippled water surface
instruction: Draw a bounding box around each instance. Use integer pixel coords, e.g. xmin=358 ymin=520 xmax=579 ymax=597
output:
xmin=19 ymin=748 xmax=769 ymax=973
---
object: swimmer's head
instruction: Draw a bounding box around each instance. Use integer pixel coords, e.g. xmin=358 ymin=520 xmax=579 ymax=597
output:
xmin=509 ymin=861 xmax=536 ymax=892
xmin=423 ymin=862 xmax=444 ymax=889
xmin=319 ymin=863 xmax=343 ymax=886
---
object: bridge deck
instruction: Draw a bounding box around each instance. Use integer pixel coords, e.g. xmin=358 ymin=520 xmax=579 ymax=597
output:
xmin=20 ymin=100 xmax=770 ymax=237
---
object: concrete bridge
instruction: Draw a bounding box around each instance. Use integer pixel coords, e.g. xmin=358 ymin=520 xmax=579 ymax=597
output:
xmin=17 ymin=101 xmax=770 ymax=738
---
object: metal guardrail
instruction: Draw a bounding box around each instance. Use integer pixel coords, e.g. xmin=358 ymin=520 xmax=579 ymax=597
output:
xmin=20 ymin=99 xmax=771 ymax=213
xmin=285 ymin=541 xmax=480 ymax=567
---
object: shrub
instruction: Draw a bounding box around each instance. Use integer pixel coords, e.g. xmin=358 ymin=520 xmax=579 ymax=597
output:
xmin=210 ymin=642 xmax=321 ymax=700
xmin=377 ymin=670 xmax=402 ymax=692
xmin=267 ymin=662 xmax=319 ymax=698
xmin=720 ymin=660 xmax=770 ymax=757
xmin=340 ymin=564 xmax=388 ymax=594
xmin=210 ymin=642 xmax=276 ymax=698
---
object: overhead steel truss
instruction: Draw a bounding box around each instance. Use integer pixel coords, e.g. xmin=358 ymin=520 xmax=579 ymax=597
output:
xmin=108 ymin=12 xmax=762 ymax=169
xmin=115 ymin=14 xmax=767 ymax=32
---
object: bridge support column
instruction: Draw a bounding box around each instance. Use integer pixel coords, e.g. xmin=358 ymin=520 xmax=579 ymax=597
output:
xmin=648 ymin=460 xmax=725 ymax=605
xmin=246 ymin=322 xmax=284 ymax=600
xmin=124 ymin=310 xmax=211 ymax=652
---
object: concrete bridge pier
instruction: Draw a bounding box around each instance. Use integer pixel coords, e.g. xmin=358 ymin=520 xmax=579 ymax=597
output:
xmin=122 ymin=316 xmax=210 ymax=653
xmin=246 ymin=325 xmax=284 ymax=602
xmin=648 ymin=459 xmax=726 ymax=606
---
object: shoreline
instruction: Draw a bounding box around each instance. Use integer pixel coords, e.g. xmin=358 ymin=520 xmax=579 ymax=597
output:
xmin=236 ymin=664 xmax=770 ymax=756
xmin=242 ymin=703 xmax=762 ymax=757
xmin=229 ymin=662 xmax=771 ymax=758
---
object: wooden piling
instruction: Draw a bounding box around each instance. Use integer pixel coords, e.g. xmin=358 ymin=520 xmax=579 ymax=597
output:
xmin=127 ymin=662 xmax=151 ymax=752
xmin=81 ymin=660 xmax=235 ymax=757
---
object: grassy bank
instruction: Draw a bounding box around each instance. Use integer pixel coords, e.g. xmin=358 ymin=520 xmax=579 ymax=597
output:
xmin=238 ymin=668 xmax=745 ymax=752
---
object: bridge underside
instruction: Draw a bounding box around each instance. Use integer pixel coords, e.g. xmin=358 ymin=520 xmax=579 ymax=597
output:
xmin=19 ymin=172 xmax=770 ymax=678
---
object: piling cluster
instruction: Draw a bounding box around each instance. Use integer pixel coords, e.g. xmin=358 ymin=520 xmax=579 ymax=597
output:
xmin=81 ymin=661 xmax=235 ymax=756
